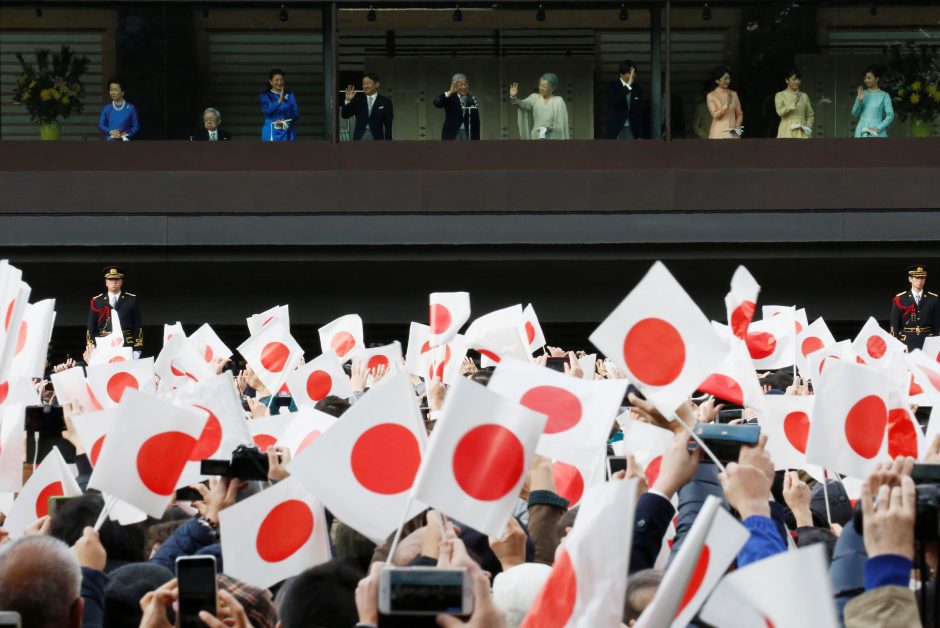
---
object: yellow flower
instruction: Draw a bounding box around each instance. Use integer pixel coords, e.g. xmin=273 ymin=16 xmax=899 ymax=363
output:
xmin=39 ymin=88 xmax=52 ymax=101
xmin=912 ymin=81 xmax=923 ymax=92
xmin=899 ymin=88 xmax=907 ymax=97
xmin=50 ymin=88 xmax=60 ymax=99
xmin=932 ymin=91 xmax=940 ymax=103
xmin=928 ymin=85 xmax=939 ymax=97
xmin=911 ymin=93 xmax=921 ymax=104
xmin=62 ymin=96 xmax=70 ymax=105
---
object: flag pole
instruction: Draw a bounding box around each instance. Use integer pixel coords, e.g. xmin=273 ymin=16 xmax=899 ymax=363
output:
xmin=94 ymin=494 xmax=117 ymax=531
xmin=821 ymin=469 xmax=833 ymax=528
xmin=386 ymin=495 xmax=415 ymax=563
xmin=673 ymin=413 xmax=727 ymax=474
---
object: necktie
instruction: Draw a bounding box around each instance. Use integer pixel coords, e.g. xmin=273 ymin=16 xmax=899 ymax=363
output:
xmin=916 ymin=294 xmax=922 ymax=306
xmin=210 ymin=131 xmax=217 ymax=141
xmin=110 ymin=295 xmax=117 ymax=308
xmin=368 ymin=95 xmax=374 ymax=115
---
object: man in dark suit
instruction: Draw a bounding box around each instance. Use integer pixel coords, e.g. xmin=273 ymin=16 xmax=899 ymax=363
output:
xmin=606 ymin=59 xmax=644 ymax=140
xmin=891 ymin=264 xmax=939 ymax=350
xmin=190 ymin=108 xmax=231 ymax=141
xmin=432 ymin=73 xmax=480 ymax=140
xmin=86 ymin=266 xmax=143 ymax=354
xmin=341 ymin=72 xmax=393 ymax=141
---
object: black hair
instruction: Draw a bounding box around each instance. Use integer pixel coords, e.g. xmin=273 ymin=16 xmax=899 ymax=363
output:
xmin=467 ymin=366 xmax=495 ymax=386
xmin=106 ymin=77 xmax=125 ymax=92
xmin=48 ymin=493 xmax=147 ymax=564
xmin=864 ymin=64 xmax=882 ymax=80
xmin=785 ymin=66 xmax=802 ymax=80
xmin=269 ymin=68 xmax=285 ymax=80
xmin=363 ymin=71 xmax=381 ymax=84
xmin=712 ymin=65 xmax=733 ymax=84
xmin=277 ymin=558 xmax=363 ymax=628
xmin=796 ymin=527 xmax=838 ymax=564
xmin=619 ymin=59 xmax=637 ymax=75
xmin=315 ymin=395 xmax=351 ymax=418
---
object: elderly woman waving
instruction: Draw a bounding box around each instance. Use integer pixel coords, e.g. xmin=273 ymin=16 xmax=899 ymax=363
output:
xmin=508 ymin=72 xmax=570 ymax=140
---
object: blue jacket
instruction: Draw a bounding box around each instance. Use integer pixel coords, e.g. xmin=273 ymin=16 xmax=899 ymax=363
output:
xmin=150 ymin=517 xmax=223 ymax=573
xmin=630 ymin=491 xmax=676 ymax=573
xmin=81 ymin=567 xmax=107 ymax=628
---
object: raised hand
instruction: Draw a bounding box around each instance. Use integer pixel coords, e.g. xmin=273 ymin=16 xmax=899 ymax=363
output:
xmin=509 ymin=82 xmax=519 ymax=99
xmin=345 ymin=84 xmax=357 ymax=102
xmin=857 ymin=85 xmax=865 ymax=101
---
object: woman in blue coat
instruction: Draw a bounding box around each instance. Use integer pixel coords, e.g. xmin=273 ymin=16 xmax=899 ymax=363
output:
xmin=852 ymin=65 xmax=894 ymax=138
xmin=260 ymin=68 xmax=299 ymax=141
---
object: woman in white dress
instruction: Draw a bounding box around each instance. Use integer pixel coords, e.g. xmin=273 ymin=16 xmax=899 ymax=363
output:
xmin=509 ymin=73 xmax=570 ymax=140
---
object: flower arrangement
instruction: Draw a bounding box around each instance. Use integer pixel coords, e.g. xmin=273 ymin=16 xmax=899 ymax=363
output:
xmin=884 ymin=45 xmax=940 ymax=124
xmin=11 ymin=45 xmax=89 ymax=124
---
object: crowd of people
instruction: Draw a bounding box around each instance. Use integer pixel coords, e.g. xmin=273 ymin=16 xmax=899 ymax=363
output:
xmin=0 ymin=261 xmax=937 ymax=627
xmin=94 ymin=61 xmax=898 ymax=142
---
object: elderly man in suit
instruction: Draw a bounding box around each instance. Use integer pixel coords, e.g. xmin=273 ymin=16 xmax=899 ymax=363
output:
xmin=341 ymin=72 xmax=393 ymax=141
xmin=190 ymin=108 xmax=231 ymax=141
xmin=432 ymin=73 xmax=480 ymax=140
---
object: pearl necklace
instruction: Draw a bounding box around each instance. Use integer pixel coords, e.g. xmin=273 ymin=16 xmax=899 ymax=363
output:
xmin=112 ymin=100 xmax=126 ymax=111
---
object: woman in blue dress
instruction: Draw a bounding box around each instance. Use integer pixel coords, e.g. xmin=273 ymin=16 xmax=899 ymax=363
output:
xmin=97 ymin=77 xmax=139 ymax=141
xmin=260 ymin=68 xmax=299 ymax=141
xmin=852 ymin=65 xmax=894 ymax=138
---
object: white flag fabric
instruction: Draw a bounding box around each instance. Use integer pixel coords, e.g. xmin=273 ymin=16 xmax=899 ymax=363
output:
xmin=276 ymin=408 xmax=337 ymax=458
xmin=551 ymin=454 xmax=605 ymax=508
xmin=9 ymin=299 xmax=55 ymax=379
xmin=285 ymin=352 xmax=354 ymax=407
xmin=163 ymin=322 xmax=185 ymax=344
xmin=746 ymin=310 xmax=795 ymax=370
xmin=904 ymin=349 xmax=940 ymax=407
xmin=488 ymin=358 xmax=627 ymax=471
xmin=358 ymin=341 xmax=403 ymax=375
xmin=248 ymin=414 xmax=294 ymax=452
xmin=590 ymin=261 xmax=730 ymax=416
xmin=523 ymin=303 xmax=547 ymax=353
xmin=806 ymin=340 xmax=856 ymax=383
xmin=725 ymin=266 xmax=760 ymax=340
xmin=698 ymin=339 xmax=766 ymax=413
xmin=429 ymin=292 xmax=471 ymax=347
xmin=405 ymin=322 xmax=435 ymax=377
xmin=88 ymin=341 xmax=132 ymax=367
xmin=51 ymin=366 xmax=93 ymax=410
xmin=923 ymin=337 xmax=940 ymax=362
xmin=88 ymin=388 xmax=206 ymax=518
xmin=70 ymin=408 xmax=117 ymax=467
xmin=287 ymin=371 xmax=427 ymax=542
xmin=425 ymin=339 xmax=468 ymax=385
xmin=2 ymin=447 xmax=81 ymax=538
xmin=796 ymin=317 xmax=837 ymax=375
xmin=412 ymin=376 xmax=547 ymax=538
xmin=636 ymin=496 xmax=749 ymax=628
xmin=318 ymin=314 xmax=364 ymax=362
xmin=617 ymin=417 xmax=675 ymax=486
xmin=759 ymin=395 xmax=823 ymax=474
xmin=237 ymin=320 xmax=303 ymax=393
xmin=464 ymin=305 xmax=530 ymax=364
xmin=247 ymin=305 xmax=290 ymax=336
xmin=219 ymin=475 xmax=331 ymax=589
xmin=190 ymin=323 xmax=232 ymax=364
xmin=0 ymin=263 xmax=31 ymax=384
xmin=85 ymin=357 xmax=156 ymax=410
xmin=171 ymin=373 xmax=253 ymax=463
xmin=700 ymin=544 xmax=838 ymax=628
xmin=521 ymin=479 xmax=638 ymax=628
xmin=853 ymin=316 xmax=902 ymax=367
xmin=0 ymin=404 xmax=25 ymax=492
xmin=0 ymin=377 xmax=40 ymax=409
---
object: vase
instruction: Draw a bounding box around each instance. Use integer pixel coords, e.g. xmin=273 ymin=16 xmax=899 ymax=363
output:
xmin=911 ymin=118 xmax=933 ymax=138
xmin=39 ymin=120 xmax=60 ymax=140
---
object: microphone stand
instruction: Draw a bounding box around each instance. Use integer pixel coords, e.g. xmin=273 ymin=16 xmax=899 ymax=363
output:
xmin=460 ymin=100 xmax=479 ymax=140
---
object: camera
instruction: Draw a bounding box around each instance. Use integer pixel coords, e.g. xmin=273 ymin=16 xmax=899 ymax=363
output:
xmin=853 ymin=464 xmax=940 ymax=541
xmin=200 ymin=445 xmax=271 ymax=481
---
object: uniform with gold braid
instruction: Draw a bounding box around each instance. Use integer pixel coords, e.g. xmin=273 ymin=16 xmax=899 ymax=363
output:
xmin=890 ymin=265 xmax=938 ymax=351
xmin=86 ymin=266 xmax=143 ymax=350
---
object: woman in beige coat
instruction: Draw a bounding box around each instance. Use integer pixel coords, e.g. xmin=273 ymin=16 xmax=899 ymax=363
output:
xmin=775 ymin=67 xmax=815 ymax=138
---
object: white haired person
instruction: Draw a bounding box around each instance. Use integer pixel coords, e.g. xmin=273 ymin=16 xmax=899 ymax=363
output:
xmin=191 ymin=107 xmax=231 ymax=141
xmin=508 ymin=72 xmax=570 ymax=140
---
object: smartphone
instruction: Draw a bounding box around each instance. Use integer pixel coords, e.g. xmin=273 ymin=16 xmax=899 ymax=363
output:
xmin=200 ymin=459 xmax=231 ymax=476
xmin=694 ymin=423 xmax=761 ymax=465
xmin=48 ymin=495 xmax=81 ymax=517
xmin=912 ymin=464 xmax=940 ymax=484
xmin=0 ymin=612 xmax=21 ymax=627
xmin=175 ymin=485 xmax=205 ymax=502
xmin=379 ymin=567 xmax=473 ymax=616
xmin=176 ymin=555 xmax=218 ymax=628
xmin=25 ymin=405 xmax=66 ymax=432
xmin=545 ymin=357 xmax=569 ymax=372
xmin=607 ymin=456 xmax=628 ymax=476
xmin=716 ymin=408 xmax=744 ymax=424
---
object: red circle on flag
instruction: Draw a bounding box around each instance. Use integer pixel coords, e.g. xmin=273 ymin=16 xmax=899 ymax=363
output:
xmin=253 ymin=434 xmax=278 ymax=451
xmin=36 ymin=481 xmax=64 ymax=518
xmin=477 ymin=349 xmax=501 ymax=363
xmin=4 ymin=300 xmax=13 ymax=331
xmin=429 ymin=304 xmax=452 ymax=335
xmin=170 ymin=363 xmax=185 ymax=377
xmin=108 ymin=356 xmax=126 ymax=364
xmin=107 ymin=372 xmax=139 ymax=403
xmin=452 ymin=424 xmax=525 ymax=501
xmin=795 ymin=321 xmax=804 ymax=334
xmin=699 ymin=373 xmax=744 ymax=405
xmin=331 ymin=332 xmax=356 ymax=358
xmin=296 ymin=430 xmax=322 ymax=455
xmin=306 ymin=370 xmax=333 ymax=401
xmin=911 ymin=378 xmax=924 ymax=396
xmin=866 ymin=336 xmax=888 ymax=359
xmin=519 ymin=386 xmax=582 ymax=434
xmin=525 ymin=321 xmax=536 ymax=345
xmin=552 ymin=461 xmax=584 ymax=506
xmin=887 ymin=409 xmax=918 ymax=459
xmin=351 ymin=424 xmax=421 ymax=495
xmin=623 ymin=318 xmax=685 ymax=387
xmin=136 ymin=431 xmax=198 ymax=495
xmin=919 ymin=366 xmax=940 ymax=391
xmin=86 ymin=383 xmax=103 ymax=411
xmin=256 ymin=499 xmax=314 ymax=563
xmin=676 ymin=544 xmax=710 ymax=617
xmin=730 ymin=300 xmax=755 ymax=338
xmin=529 ymin=548 xmax=577 ymax=627
xmin=645 ymin=455 xmax=663 ymax=487
xmin=367 ymin=355 xmax=390 ymax=371
xmin=420 ymin=341 xmax=432 ymax=354
xmin=90 ymin=436 xmax=106 ymax=466
xmin=845 ymin=395 xmax=888 ymax=459
xmin=784 ymin=411 xmax=810 ymax=453
xmin=14 ymin=321 xmax=27 ymax=355
xmin=0 ymin=381 xmax=7 ymax=405
xmin=801 ymin=336 xmax=824 ymax=358
xmin=746 ymin=331 xmax=777 ymax=360
xmin=204 ymin=345 xmax=214 ymax=362
xmin=261 ymin=342 xmax=290 ymax=373
xmin=189 ymin=406 xmax=222 ymax=460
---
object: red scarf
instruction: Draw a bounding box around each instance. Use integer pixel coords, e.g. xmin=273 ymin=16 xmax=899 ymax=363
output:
xmin=893 ymin=295 xmax=916 ymax=321
xmin=90 ymin=297 xmax=111 ymax=324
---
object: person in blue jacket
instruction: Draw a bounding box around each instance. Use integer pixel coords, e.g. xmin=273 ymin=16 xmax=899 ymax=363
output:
xmin=260 ymin=68 xmax=299 ymax=141
xmin=97 ymin=78 xmax=139 ymax=141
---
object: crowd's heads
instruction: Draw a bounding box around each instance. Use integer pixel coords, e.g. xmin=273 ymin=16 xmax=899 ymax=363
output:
xmin=203 ymin=107 xmax=222 ymax=130
xmin=103 ymin=562 xmax=174 ymax=628
xmin=333 ymin=521 xmax=377 ymax=573
xmin=48 ymin=493 xmax=147 ymax=566
xmin=275 ymin=558 xmax=363 ymax=628
xmin=468 ymin=366 xmax=495 ymax=386
xmin=0 ymin=535 xmax=83 ymax=628
xmin=492 ymin=562 xmax=552 ymax=628
xmin=218 ymin=573 xmax=278 ymax=628
xmin=538 ymin=72 xmax=559 ymax=94
xmin=623 ymin=568 xmax=663 ymax=623
xmin=315 ymin=394 xmax=351 ymax=417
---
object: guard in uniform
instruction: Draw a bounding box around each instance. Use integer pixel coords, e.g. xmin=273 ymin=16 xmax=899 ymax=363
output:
xmin=890 ymin=265 xmax=939 ymax=351
xmin=86 ymin=266 xmax=142 ymax=352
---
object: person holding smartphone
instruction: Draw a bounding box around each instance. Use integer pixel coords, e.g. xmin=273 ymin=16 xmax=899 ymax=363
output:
xmin=260 ymin=68 xmax=299 ymax=141
xmin=852 ymin=65 xmax=894 ymax=138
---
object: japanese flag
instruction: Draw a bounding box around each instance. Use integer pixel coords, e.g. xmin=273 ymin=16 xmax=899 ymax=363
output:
xmin=426 ymin=339 xmax=468 ymax=385
xmin=358 ymin=341 xmax=403 ymax=375
xmin=617 ymin=417 xmax=675 ymax=487
xmin=725 ymin=266 xmax=760 ymax=340
xmin=171 ymin=373 xmax=253 ymax=464
xmin=318 ymin=314 xmax=363 ymax=362
xmin=51 ymin=366 xmax=92 ymax=410
xmin=85 ymin=357 xmax=156 ymax=410
xmin=521 ymin=479 xmax=638 ymax=628
xmin=2 ymin=447 xmax=81 ymax=538
xmin=237 ymin=320 xmax=303 ymax=393
xmin=922 ymin=337 xmax=940 ymax=362
xmin=429 ymin=292 xmax=470 ymax=347
xmin=0 ymin=265 xmax=30 ymax=384
xmin=0 ymin=377 xmax=40 ymax=409
xmin=700 ymin=544 xmax=838 ymax=628
xmin=590 ymin=261 xmax=730 ymax=416
xmin=156 ymin=336 xmax=216 ymax=387
xmin=276 ymin=408 xmax=337 ymax=458
xmin=759 ymin=395 xmax=821 ymax=473
xmin=70 ymin=408 xmax=117 ymax=467
xmin=523 ymin=303 xmax=546 ymax=353
xmin=488 ymin=358 xmax=627 ymax=471
xmin=796 ymin=317 xmax=837 ymax=375
xmin=806 ymin=340 xmax=858 ymax=383
xmin=635 ymin=496 xmax=749 ymax=628
xmin=405 ymin=322 xmax=435 ymax=377
xmin=746 ymin=309 xmax=795 ymax=370
xmin=0 ymin=404 xmax=25 ymax=492
xmin=852 ymin=317 xmax=901 ymax=367
xmin=247 ymin=305 xmax=290 ymax=336
xmin=163 ymin=322 xmax=185 ymax=344
xmin=190 ymin=323 xmax=232 ymax=364
xmin=464 ymin=305 xmax=530 ymax=364
xmin=904 ymin=350 xmax=940 ymax=407
xmin=88 ymin=388 xmax=207 ymax=518
xmin=88 ymin=343 xmax=133 ymax=367
xmin=550 ymin=457 xmax=603 ymax=508
xmin=697 ymin=339 xmax=767 ymax=413
xmin=286 ymin=352 xmax=354 ymax=407
xmin=248 ymin=414 xmax=294 ymax=452
xmin=9 ymin=299 xmax=55 ymax=379
xmin=412 ymin=376 xmax=547 ymax=538
xmin=762 ymin=305 xmax=806 ymax=332
xmin=805 ymin=361 xmax=898 ymax=478
xmin=219 ymin=475 xmax=331 ymax=589
xmin=287 ymin=370 xmax=427 ymax=543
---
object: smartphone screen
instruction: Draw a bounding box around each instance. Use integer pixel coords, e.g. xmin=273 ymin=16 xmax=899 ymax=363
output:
xmin=382 ymin=568 xmax=469 ymax=615
xmin=545 ymin=357 xmax=568 ymax=373
xmin=176 ymin=556 xmax=217 ymax=628
xmin=25 ymin=406 xmax=66 ymax=432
